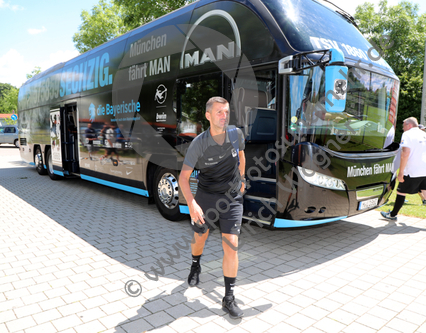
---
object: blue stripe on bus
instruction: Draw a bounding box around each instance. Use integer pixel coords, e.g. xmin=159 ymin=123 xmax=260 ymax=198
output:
xmin=53 ymin=170 xmax=64 ymax=177
xmin=274 ymin=216 xmax=347 ymax=228
xmin=80 ymin=174 xmax=149 ymax=197
xmin=179 ymin=205 xmax=190 ymax=214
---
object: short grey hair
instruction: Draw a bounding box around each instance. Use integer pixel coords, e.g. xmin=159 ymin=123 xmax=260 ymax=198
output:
xmin=206 ymin=96 xmax=228 ymax=113
xmin=403 ymin=117 xmax=418 ymax=127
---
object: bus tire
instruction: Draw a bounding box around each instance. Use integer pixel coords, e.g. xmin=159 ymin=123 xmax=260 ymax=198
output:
xmin=153 ymin=167 xmax=184 ymax=221
xmin=35 ymin=147 xmax=47 ymax=175
xmin=46 ymin=149 xmax=60 ymax=181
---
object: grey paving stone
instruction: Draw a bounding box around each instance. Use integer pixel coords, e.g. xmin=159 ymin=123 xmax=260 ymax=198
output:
xmin=2 ymin=150 xmax=426 ymax=333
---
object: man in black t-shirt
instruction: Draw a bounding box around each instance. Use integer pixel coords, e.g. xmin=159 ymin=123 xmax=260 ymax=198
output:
xmin=179 ymin=97 xmax=246 ymax=319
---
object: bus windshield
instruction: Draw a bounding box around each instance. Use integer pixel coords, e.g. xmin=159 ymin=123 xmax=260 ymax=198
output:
xmin=287 ymin=66 xmax=400 ymax=152
xmin=262 ymin=0 xmax=394 ymax=73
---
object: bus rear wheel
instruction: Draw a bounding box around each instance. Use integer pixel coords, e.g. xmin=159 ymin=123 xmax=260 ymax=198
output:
xmin=153 ymin=168 xmax=184 ymax=221
xmin=35 ymin=147 xmax=47 ymax=175
xmin=46 ymin=149 xmax=60 ymax=180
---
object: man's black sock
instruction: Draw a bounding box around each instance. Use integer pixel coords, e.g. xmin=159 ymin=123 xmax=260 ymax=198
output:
xmin=224 ymin=276 xmax=236 ymax=298
xmin=391 ymin=194 xmax=405 ymax=217
xmin=191 ymin=254 xmax=201 ymax=268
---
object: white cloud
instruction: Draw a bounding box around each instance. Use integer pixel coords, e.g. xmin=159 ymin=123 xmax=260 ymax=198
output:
xmin=0 ymin=0 xmax=24 ymax=11
xmin=0 ymin=49 xmax=32 ymax=87
xmin=0 ymin=49 xmax=80 ymax=88
xmin=39 ymin=50 xmax=80 ymax=71
xmin=28 ymin=26 xmax=47 ymax=35
xmin=39 ymin=50 xmax=80 ymax=70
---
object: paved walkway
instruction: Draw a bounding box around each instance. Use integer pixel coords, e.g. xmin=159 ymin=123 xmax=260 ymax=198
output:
xmin=1 ymin=146 xmax=426 ymax=333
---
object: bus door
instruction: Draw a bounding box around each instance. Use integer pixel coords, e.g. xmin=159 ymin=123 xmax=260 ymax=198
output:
xmin=229 ymin=68 xmax=278 ymax=226
xmin=62 ymin=104 xmax=79 ymax=174
xmin=49 ymin=104 xmax=79 ymax=176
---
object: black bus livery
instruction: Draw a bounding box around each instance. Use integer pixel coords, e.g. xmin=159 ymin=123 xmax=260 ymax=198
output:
xmin=18 ymin=0 xmax=400 ymax=228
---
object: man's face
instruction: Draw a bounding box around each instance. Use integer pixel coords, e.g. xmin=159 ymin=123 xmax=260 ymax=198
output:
xmin=206 ymin=102 xmax=229 ymax=129
xmin=403 ymin=122 xmax=411 ymax=132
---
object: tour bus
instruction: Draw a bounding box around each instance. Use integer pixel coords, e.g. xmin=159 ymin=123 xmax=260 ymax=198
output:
xmin=18 ymin=0 xmax=400 ymax=228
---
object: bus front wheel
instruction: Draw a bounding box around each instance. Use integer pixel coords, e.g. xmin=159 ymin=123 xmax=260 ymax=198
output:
xmin=153 ymin=168 xmax=184 ymax=221
xmin=46 ymin=149 xmax=60 ymax=180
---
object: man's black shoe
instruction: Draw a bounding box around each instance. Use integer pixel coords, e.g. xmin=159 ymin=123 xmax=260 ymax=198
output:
xmin=222 ymin=296 xmax=244 ymax=319
xmin=187 ymin=265 xmax=201 ymax=287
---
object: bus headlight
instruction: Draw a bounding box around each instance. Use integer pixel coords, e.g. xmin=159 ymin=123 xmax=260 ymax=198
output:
xmin=297 ymin=167 xmax=346 ymax=191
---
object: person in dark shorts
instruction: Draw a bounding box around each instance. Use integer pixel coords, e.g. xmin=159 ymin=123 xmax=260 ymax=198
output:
xmin=179 ymin=96 xmax=246 ymax=319
xmin=381 ymin=117 xmax=426 ymax=220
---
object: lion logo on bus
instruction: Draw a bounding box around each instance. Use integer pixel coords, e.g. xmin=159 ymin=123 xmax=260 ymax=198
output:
xmin=89 ymin=103 xmax=96 ymax=122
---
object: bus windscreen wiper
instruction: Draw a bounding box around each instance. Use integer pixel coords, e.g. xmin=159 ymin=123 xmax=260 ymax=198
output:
xmin=313 ymin=0 xmax=359 ymax=28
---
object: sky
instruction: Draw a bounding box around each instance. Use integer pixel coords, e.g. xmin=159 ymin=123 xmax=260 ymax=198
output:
xmin=1 ymin=0 xmax=425 ymax=89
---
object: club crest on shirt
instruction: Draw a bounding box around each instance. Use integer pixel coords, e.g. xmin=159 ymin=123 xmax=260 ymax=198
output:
xmin=232 ymin=148 xmax=237 ymax=157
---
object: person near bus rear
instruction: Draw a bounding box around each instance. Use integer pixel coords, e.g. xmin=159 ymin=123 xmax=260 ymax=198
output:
xmin=103 ymin=124 xmax=121 ymax=162
xmin=116 ymin=124 xmax=126 ymax=145
xmin=85 ymin=123 xmax=97 ymax=160
xmin=381 ymin=117 xmax=426 ymax=220
xmin=178 ymin=97 xmax=246 ymax=319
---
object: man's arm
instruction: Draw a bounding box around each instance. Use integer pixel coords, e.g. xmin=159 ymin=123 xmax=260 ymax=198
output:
xmin=238 ymin=150 xmax=246 ymax=193
xmin=179 ymin=164 xmax=205 ymax=224
xmin=398 ymin=147 xmax=410 ymax=183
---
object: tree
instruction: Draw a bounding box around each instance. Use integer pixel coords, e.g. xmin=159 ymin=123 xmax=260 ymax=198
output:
xmin=73 ymin=0 xmax=196 ymax=52
xmin=0 ymin=83 xmax=14 ymax=100
xmin=0 ymin=83 xmax=18 ymax=114
xmin=114 ymin=0 xmax=196 ymax=30
xmin=73 ymin=0 xmax=129 ymax=53
xmin=26 ymin=66 xmax=42 ymax=80
xmin=354 ymin=0 xmax=426 ymax=140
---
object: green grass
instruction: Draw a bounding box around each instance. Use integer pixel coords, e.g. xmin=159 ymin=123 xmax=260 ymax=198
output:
xmin=376 ymin=182 xmax=426 ymax=219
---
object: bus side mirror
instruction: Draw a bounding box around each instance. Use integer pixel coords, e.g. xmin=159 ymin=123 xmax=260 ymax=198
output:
xmin=325 ymin=49 xmax=348 ymax=113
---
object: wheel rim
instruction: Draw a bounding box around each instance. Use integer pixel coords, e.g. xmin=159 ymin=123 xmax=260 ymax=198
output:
xmin=157 ymin=172 xmax=179 ymax=209
xmin=48 ymin=153 xmax=54 ymax=175
xmin=35 ymin=152 xmax=42 ymax=169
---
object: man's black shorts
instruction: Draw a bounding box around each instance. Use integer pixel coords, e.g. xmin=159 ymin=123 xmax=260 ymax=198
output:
xmin=106 ymin=147 xmax=117 ymax=155
xmin=397 ymin=176 xmax=426 ymax=194
xmin=191 ymin=189 xmax=243 ymax=235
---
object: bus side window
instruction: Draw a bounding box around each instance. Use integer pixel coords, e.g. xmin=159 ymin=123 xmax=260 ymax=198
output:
xmin=176 ymin=73 xmax=221 ymax=139
xmin=230 ymin=69 xmax=276 ymax=137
